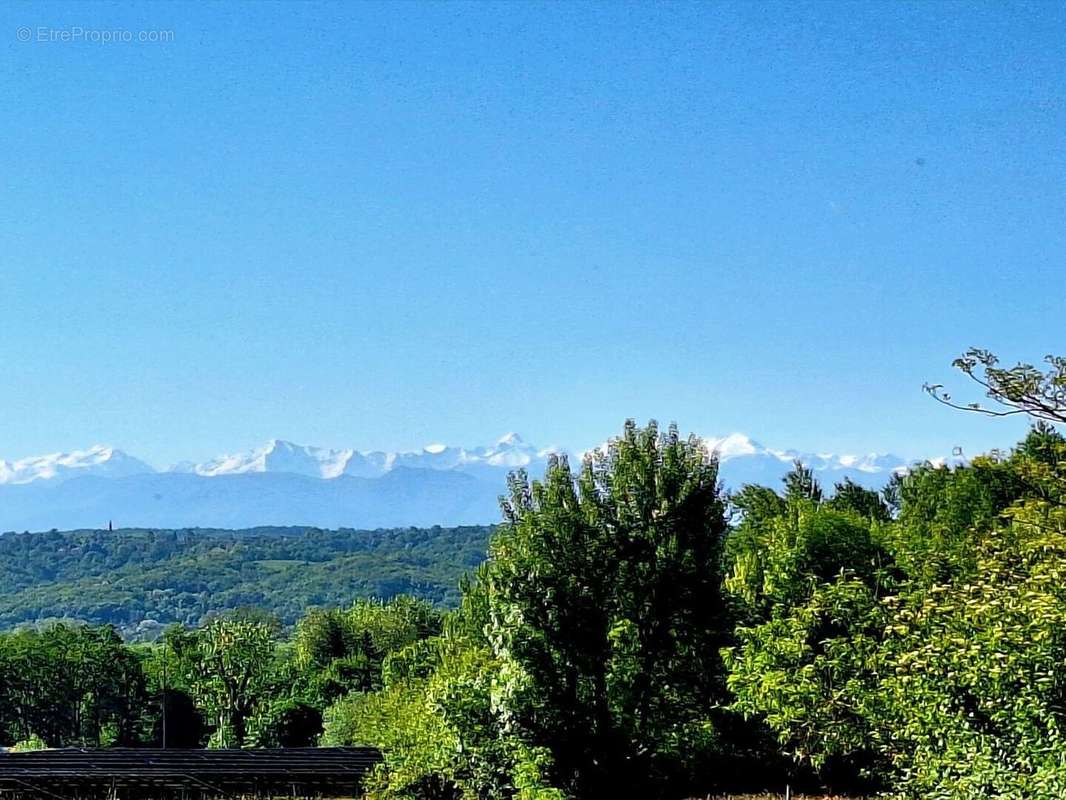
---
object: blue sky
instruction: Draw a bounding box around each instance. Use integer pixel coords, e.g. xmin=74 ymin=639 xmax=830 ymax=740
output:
xmin=0 ymin=0 xmax=1062 ymax=467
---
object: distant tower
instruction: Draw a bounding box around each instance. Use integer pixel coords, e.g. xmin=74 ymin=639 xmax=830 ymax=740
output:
xmin=108 ymin=520 xmax=113 ymax=532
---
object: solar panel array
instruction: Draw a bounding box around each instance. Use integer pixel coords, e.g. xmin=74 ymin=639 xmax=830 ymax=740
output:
xmin=0 ymin=747 xmax=383 ymax=798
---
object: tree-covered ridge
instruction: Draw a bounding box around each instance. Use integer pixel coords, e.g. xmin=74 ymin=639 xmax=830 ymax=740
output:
xmin=0 ymin=526 xmax=492 ymax=638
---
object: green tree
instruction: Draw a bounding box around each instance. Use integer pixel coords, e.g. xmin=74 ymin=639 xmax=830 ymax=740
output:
xmin=0 ymin=624 xmax=146 ymax=747
xmin=826 ymin=478 xmax=891 ymax=522
xmin=783 ymin=461 xmax=824 ymax=504
xmin=328 ymin=421 xmax=733 ymax=799
xmin=169 ymin=617 xmax=279 ymax=748
xmin=723 ymin=490 xmax=894 ymax=789
xmin=324 ymin=565 xmax=567 ymax=800
xmin=725 ymin=575 xmax=886 ymax=789
xmin=487 ymin=420 xmax=731 ymax=797
xmin=886 ymin=455 xmax=1024 ymax=585
xmin=725 ymin=349 xmax=1066 ymax=799
xmin=293 ymin=597 xmax=441 ymax=707
xmin=725 ymin=490 xmax=890 ymax=624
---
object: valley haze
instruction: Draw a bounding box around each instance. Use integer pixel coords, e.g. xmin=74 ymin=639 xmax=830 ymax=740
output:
xmin=0 ymin=434 xmax=943 ymax=532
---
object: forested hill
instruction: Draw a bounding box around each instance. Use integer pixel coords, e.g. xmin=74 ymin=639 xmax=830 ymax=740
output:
xmin=0 ymin=525 xmax=493 ymax=639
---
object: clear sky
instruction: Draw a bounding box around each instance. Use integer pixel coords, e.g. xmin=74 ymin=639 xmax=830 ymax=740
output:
xmin=0 ymin=0 xmax=1062 ymax=467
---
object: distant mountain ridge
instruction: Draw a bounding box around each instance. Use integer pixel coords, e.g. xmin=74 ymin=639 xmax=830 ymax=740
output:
xmin=0 ymin=434 xmax=937 ymax=531
xmin=171 ymin=433 xmax=553 ymax=481
xmin=1 ymin=434 xmax=553 ymax=485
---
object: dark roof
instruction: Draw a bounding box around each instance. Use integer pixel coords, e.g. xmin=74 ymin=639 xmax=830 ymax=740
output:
xmin=0 ymin=747 xmax=382 ymax=798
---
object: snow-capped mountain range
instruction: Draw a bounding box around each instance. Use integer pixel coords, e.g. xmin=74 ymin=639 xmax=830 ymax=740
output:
xmin=0 ymin=434 xmax=932 ymax=532
xmin=0 ymin=433 xmax=911 ymax=486
xmin=0 ymin=446 xmax=155 ymax=486
xmin=170 ymin=433 xmax=556 ymax=482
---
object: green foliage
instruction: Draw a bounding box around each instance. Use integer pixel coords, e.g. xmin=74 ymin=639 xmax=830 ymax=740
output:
xmin=825 ymin=478 xmax=891 ymax=522
xmin=169 ymin=616 xmax=280 ymax=748
xmin=887 ymin=454 xmax=1025 ymax=585
xmin=0 ymin=624 xmax=147 ymax=747
xmin=0 ymin=597 xmax=444 ymax=752
xmin=783 ymin=461 xmax=824 ymax=504
xmin=324 ymin=587 xmax=570 ymax=800
xmin=0 ymin=525 xmax=492 ymax=638
xmin=0 ymin=627 xmax=148 ymax=750
xmin=863 ymin=443 xmax=1066 ymax=799
xmin=10 ymin=733 xmax=46 ymax=751
xmin=926 ymin=348 xmax=1066 ymax=424
xmin=724 ymin=419 xmax=1066 ymax=799
xmin=723 ymin=490 xmax=893 ymax=789
xmin=250 ymin=698 xmax=323 ymax=748
xmin=330 ymin=421 xmax=734 ymax=799
xmin=325 ymin=635 xmax=542 ymax=800
xmin=725 ymin=576 xmax=885 ymax=782
xmin=725 ymin=495 xmax=890 ymax=625
xmin=294 ymin=597 xmax=441 ymax=702
xmin=487 ymin=420 xmax=730 ymax=797
xmin=729 ymin=484 xmax=788 ymax=525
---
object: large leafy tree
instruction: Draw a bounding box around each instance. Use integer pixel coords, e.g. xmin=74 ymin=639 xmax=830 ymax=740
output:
xmin=862 ymin=422 xmax=1066 ymax=799
xmin=295 ymin=597 xmax=441 ymax=703
xmin=826 ymin=478 xmax=891 ymax=522
xmin=263 ymin=597 xmax=442 ymax=749
xmin=169 ymin=617 xmax=279 ymax=748
xmin=724 ymin=467 xmax=892 ymax=625
xmin=723 ymin=484 xmax=892 ymax=790
xmin=328 ymin=421 xmax=733 ymax=799
xmin=0 ymin=624 xmax=147 ymax=747
xmin=324 ymin=565 xmax=560 ymax=800
xmin=886 ymin=454 xmax=1025 ymax=585
xmin=487 ymin=420 xmax=730 ymax=798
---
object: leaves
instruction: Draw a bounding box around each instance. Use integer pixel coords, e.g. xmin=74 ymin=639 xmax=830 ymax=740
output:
xmin=925 ymin=348 xmax=1066 ymax=423
xmin=724 ymin=423 xmax=1066 ymax=799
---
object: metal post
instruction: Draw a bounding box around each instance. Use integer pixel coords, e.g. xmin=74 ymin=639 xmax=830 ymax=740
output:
xmin=161 ymin=640 xmax=168 ymax=749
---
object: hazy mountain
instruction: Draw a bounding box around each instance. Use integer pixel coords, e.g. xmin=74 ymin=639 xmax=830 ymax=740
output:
xmin=705 ymin=433 xmax=913 ymax=490
xmin=0 ymin=434 xmax=928 ymax=531
xmin=0 ymin=469 xmax=501 ymax=532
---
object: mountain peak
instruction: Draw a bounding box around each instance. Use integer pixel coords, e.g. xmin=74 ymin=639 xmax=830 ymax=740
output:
xmin=263 ymin=439 xmax=304 ymax=452
xmin=0 ymin=445 xmax=154 ymax=485
xmin=703 ymin=433 xmax=763 ymax=459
